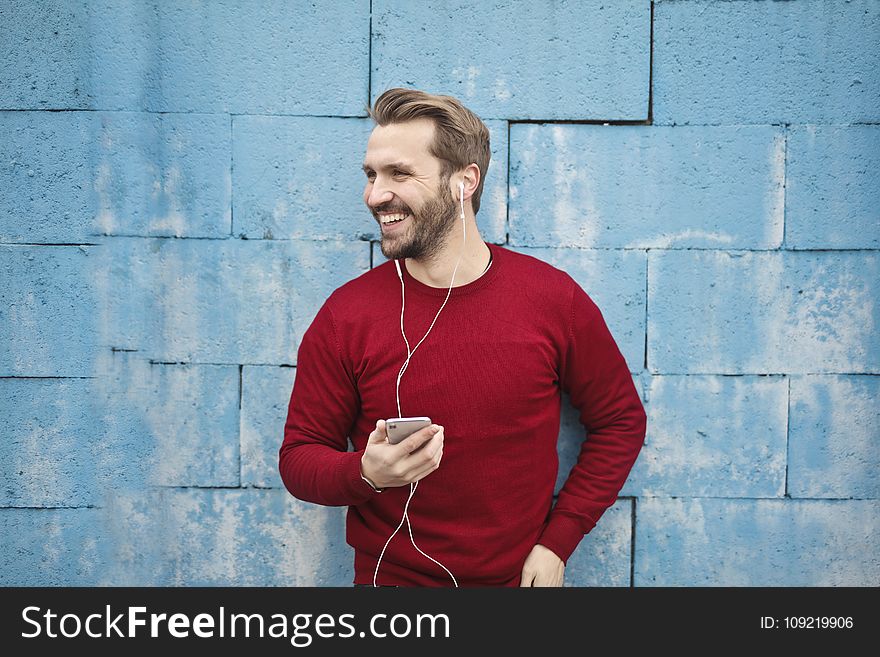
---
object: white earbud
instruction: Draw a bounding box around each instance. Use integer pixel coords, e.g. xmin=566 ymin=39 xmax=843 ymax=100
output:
xmin=459 ymin=181 xmax=465 ymax=219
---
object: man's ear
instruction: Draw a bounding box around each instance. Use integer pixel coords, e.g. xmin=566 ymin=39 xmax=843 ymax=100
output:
xmin=460 ymin=163 xmax=481 ymax=198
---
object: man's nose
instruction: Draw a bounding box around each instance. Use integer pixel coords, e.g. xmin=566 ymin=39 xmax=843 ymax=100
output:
xmin=366 ymin=180 xmax=394 ymax=209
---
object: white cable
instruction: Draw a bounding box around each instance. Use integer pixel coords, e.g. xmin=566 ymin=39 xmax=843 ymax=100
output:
xmin=373 ymin=182 xmax=467 ymax=587
xmin=372 ymin=482 xmax=416 ymax=586
xmin=404 ymin=481 xmax=459 ymax=585
xmin=394 ymin=187 xmax=466 ymax=418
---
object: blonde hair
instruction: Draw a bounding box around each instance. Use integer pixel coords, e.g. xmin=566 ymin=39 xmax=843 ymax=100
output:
xmin=367 ymin=88 xmax=491 ymax=215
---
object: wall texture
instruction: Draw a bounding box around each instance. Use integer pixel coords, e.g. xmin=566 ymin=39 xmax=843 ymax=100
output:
xmin=1 ymin=0 xmax=877 ymax=586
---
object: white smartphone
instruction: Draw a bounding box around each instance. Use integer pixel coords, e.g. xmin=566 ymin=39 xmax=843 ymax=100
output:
xmin=386 ymin=417 xmax=432 ymax=445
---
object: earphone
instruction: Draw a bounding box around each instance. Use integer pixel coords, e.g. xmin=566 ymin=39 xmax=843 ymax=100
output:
xmin=376 ymin=181 xmax=467 ymax=587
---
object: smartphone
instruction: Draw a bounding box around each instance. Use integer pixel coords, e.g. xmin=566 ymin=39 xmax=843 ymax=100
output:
xmin=386 ymin=417 xmax=432 ymax=445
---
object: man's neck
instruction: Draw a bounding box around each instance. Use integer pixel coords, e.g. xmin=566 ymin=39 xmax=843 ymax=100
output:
xmin=404 ymin=229 xmax=492 ymax=289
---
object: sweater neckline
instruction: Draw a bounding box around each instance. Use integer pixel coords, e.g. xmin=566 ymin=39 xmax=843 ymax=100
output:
xmin=398 ymin=242 xmax=501 ymax=298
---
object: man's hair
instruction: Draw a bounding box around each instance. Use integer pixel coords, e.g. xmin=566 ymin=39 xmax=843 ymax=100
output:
xmin=367 ymin=88 xmax=491 ymax=215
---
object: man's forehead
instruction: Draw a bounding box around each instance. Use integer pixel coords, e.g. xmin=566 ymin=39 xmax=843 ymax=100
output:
xmin=362 ymin=119 xmax=437 ymax=170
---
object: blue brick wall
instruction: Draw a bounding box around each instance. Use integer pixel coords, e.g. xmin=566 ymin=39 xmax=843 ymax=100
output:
xmin=1 ymin=0 xmax=877 ymax=587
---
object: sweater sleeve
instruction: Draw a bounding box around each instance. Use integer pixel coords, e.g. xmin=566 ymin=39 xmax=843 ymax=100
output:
xmin=279 ymin=298 xmax=376 ymax=507
xmin=537 ymin=281 xmax=647 ymax=563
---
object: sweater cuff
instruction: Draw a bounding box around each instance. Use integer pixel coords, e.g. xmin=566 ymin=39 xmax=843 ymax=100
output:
xmin=338 ymin=450 xmax=380 ymax=505
xmin=537 ymin=515 xmax=591 ymax=564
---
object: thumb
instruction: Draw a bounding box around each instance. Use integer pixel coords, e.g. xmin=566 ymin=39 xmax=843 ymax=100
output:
xmin=368 ymin=419 xmax=388 ymax=444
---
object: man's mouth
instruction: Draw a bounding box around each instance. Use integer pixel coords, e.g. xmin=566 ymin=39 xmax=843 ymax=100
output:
xmin=379 ymin=213 xmax=412 ymax=227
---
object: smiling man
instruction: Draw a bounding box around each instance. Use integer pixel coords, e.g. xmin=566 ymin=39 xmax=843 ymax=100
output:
xmin=280 ymin=88 xmax=647 ymax=587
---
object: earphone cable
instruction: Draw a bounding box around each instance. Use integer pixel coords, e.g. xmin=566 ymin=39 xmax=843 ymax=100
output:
xmin=374 ymin=183 xmax=467 ymax=587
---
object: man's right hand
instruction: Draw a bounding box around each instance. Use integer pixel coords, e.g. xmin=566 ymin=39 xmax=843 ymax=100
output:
xmin=360 ymin=419 xmax=444 ymax=489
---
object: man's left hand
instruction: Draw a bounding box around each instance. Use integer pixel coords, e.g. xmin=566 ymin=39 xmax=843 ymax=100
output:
xmin=519 ymin=544 xmax=564 ymax=587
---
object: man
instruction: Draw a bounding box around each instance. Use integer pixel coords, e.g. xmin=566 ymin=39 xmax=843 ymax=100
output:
xmin=280 ymin=88 xmax=647 ymax=587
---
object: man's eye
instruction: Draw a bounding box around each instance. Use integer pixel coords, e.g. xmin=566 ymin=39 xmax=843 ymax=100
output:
xmin=393 ymin=170 xmax=409 ymax=177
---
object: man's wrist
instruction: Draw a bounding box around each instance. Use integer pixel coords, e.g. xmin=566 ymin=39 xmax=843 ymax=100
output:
xmin=360 ymin=472 xmax=384 ymax=493
xmin=359 ymin=457 xmax=384 ymax=493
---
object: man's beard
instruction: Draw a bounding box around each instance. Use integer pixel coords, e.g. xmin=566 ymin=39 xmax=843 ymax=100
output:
xmin=377 ymin=181 xmax=458 ymax=262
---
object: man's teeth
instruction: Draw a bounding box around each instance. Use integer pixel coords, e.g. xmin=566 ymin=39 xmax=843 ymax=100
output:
xmin=381 ymin=213 xmax=410 ymax=224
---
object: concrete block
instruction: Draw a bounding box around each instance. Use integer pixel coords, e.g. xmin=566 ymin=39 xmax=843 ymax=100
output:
xmin=136 ymin=0 xmax=370 ymax=114
xmin=104 ymin=359 xmax=241 ymax=488
xmin=510 ymin=124 xmax=784 ymax=248
xmin=786 ymin=125 xmax=880 ymax=249
xmin=0 ymin=376 xmax=146 ymax=507
xmin=0 ymin=508 xmax=109 ymax=585
xmin=654 ymin=0 xmax=880 ymax=124
xmin=0 ymin=111 xmax=97 ymax=243
xmin=789 ymin=374 xmax=880 ymax=499
xmin=241 ymin=365 xmax=296 ymax=488
xmin=511 ymin=246 xmax=646 ymax=371
xmin=648 ymin=250 xmax=880 ymax=374
xmin=0 ymin=0 xmax=92 ymax=109
xmin=623 ymin=375 xmax=788 ymax=497
xmin=372 ymin=0 xmax=650 ymax=120
xmin=99 ymin=488 xmax=351 ymax=586
xmin=635 ymin=497 xmax=880 ymax=586
xmin=0 ymin=0 xmax=370 ymax=114
xmin=0 ymin=245 xmax=97 ymax=377
xmin=0 ymin=488 xmax=353 ymax=586
xmin=563 ymin=499 xmax=632 ymax=587
xmin=93 ymin=237 xmax=369 ymax=364
xmin=92 ymin=112 xmax=232 ymax=237
xmin=233 ymin=117 xmax=374 ymax=240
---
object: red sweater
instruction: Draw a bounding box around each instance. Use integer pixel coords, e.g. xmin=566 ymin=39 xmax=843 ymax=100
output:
xmin=280 ymin=242 xmax=646 ymax=586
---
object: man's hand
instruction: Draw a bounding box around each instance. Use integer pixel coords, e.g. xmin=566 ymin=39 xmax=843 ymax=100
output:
xmin=360 ymin=419 xmax=444 ymax=489
xmin=520 ymin=544 xmax=565 ymax=587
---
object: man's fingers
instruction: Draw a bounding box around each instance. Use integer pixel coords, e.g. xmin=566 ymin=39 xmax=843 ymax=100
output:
xmin=400 ymin=424 xmax=442 ymax=454
xmin=409 ymin=457 xmax=441 ymax=483
xmin=532 ymin=573 xmax=553 ymax=587
xmin=367 ymin=419 xmax=388 ymax=444
xmin=424 ymin=434 xmax=444 ymax=461
xmin=405 ymin=440 xmax=444 ymax=483
xmin=519 ymin=545 xmax=565 ymax=587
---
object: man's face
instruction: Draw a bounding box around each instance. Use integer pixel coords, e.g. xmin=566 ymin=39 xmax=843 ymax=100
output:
xmin=362 ymin=118 xmax=458 ymax=262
